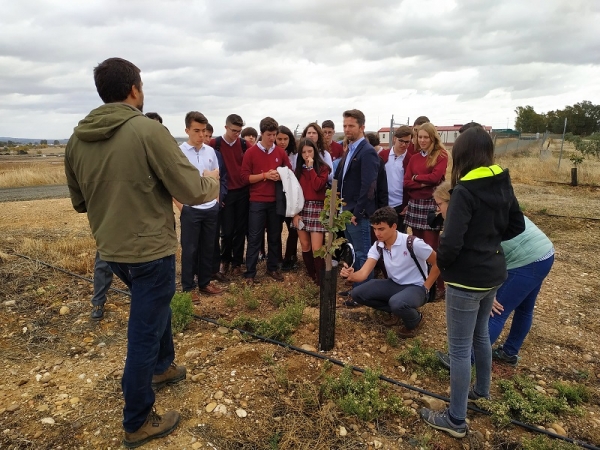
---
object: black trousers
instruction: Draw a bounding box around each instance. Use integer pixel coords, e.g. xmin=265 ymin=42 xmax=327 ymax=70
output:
xmin=180 ymin=204 xmax=219 ymax=291
xmin=245 ymin=201 xmax=282 ymax=278
xmin=220 ymin=187 xmax=249 ymax=267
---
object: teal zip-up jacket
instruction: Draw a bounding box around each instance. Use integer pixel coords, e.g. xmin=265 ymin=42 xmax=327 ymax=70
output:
xmin=65 ymin=103 xmax=219 ymax=263
xmin=437 ymin=165 xmax=525 ymax=289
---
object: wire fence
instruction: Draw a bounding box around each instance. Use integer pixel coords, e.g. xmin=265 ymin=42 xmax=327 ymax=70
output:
xmin=493 ymin=132 xmax=564 ymax=156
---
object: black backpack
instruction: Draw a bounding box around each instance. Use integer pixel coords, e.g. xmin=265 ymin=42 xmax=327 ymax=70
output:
xmin=377 ymin=235 xmax=437 ymax=303
xmin=212 ymin=136 xmax=247 ymax=154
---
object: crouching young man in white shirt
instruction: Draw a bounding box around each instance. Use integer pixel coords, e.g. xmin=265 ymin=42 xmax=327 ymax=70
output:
xmin=340 ymin=206 xmax=440 ymax=338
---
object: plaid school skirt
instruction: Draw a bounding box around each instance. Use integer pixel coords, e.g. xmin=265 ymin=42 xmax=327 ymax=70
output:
xmin=405 ymin=197 xmax=441 ymax=231
xmin=297 ymin=200 xmax=325 ymax=232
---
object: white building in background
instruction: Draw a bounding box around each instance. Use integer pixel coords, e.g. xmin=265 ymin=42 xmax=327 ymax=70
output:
xmin=377 ymin=124 xmax=492 ymax=148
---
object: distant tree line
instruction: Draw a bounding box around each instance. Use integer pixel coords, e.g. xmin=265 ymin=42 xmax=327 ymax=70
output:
xmin=514 ymin=101 xmax=600 ymax=135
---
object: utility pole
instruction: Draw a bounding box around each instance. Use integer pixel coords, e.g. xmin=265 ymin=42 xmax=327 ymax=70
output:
xmin=389 ymin=115 xmax=404 ymax=148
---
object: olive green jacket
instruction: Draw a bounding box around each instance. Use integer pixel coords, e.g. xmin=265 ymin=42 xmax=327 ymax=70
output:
xmin=65 ymin=103 xmax=218 ymax=263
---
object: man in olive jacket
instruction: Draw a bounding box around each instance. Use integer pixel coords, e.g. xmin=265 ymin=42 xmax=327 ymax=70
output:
xmin=64 ymin=57 xmax=219 ymax=448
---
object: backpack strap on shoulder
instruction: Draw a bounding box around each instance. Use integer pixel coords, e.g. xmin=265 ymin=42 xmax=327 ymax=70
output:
xmin=214 ymin=136 xmax=222 ymax=153
xmin=406 ymin=235 xmax=427 ymax=281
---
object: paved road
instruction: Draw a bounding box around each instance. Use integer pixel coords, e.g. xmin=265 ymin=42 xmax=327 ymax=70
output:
xmin=0 ymin=185 xmax=70 ymax=202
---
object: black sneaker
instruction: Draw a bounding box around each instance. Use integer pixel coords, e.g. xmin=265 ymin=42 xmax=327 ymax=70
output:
xmin=436 ymin=351 xmax=451 ymax=370
xmin=420 ymin=408 xmax=467 ymax=438
xmin=492 ymin=346 xmax=519 ymax=366
xmin=343 ymin=299 xmax=360 ymax=308
xmin=90 ymin=305 xmax=104 ymax=321
xmin=468 ymin=386 xmax=490 ymax=401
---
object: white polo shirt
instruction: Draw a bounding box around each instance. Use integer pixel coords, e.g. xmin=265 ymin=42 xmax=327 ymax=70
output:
xmin=386 ymin=151 xmax=406 ymax=207
xmin=179 ymin=142 xmax=218 ymax=210
xmin=367 ymin=231 xmax=432 ymax=286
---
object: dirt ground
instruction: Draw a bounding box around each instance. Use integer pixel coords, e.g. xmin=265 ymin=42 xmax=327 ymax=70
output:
xmin=0 ymin=182 xmax=599 ymax=450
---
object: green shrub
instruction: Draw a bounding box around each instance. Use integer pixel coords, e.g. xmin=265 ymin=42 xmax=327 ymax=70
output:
xmin=385 ymin=329 xmax=399 ymax=348
xmin=397 ymin=339 xmax=449 ymax=379
xmin=553 ymin=381 xmax=591 ymax=405
xmin=480 ymin=376 xmax=577 ymax=427
xmin=226 ymin=301 xmax=305 ymax=343
xmin=521 ymin=435 xmax=580 ymax=450
xmin=170 ymin=292 xmax=194 ymax=334
xmin=322 ymin=365 xmax=408 ymax=422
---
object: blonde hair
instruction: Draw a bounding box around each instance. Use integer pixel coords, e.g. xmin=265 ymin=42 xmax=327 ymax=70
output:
xmin=419 ymin=123 xmax=448 ymax=168
xmin=434 ymin=181 xmax=451 ymax=203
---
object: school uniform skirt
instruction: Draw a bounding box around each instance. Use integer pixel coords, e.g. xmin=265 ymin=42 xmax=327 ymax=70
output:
xmin=405 ymin=197 xmax=442 ymax=231
xmin=297 ymin=200 xmax=325 ymax=232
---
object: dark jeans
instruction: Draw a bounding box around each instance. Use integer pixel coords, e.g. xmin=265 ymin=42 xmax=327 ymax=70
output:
xmin=351 ymin=279 xmax=426 ymax=328
xmin=245 ymin=201 xmax=282 ymax=278
xmin=221 ymin=187 xmax=249 ymax=267
xmin=212 ymin=207 xmax=223 ymax=274
xmin=107 ymin=255 xmax=176 ymax=433
xmin=180 ymin=204 xmax=219 ymax=290
xmin=91 ymin=251 xmax=113 ymax=306
xmin=344 ymin=216 xmax=373 ymax=288
xmin=489 ymin=255 xmax=554 ymax=356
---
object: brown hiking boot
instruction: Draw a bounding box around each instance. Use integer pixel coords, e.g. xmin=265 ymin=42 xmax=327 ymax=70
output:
xmin=397 ymin=313 xmax=425 ymax=339
xmin=123 ymin=409 xmax=180 ymax=448
xmin=151 ymin=363 xmax=186 ymax=391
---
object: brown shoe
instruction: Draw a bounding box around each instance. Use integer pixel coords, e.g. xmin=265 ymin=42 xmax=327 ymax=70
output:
xmin=199 ymin=284 xmax=223 ymax=296
xmin=244 ymin=277 xmax=254 ymax=286
xmin=381 ymin=313 xmax=400 ymax=327
xmin=152 ymin=362 xmax=186 ymax=391
xmin=397 ymin=313 xmax=425 ymax=339
xmin=211 ymin=272 xmax=229 ymax=283
xmin=123 ymin=409 xmax=180 ymax=448
xmin=266 ymin=270 xmax=284 ymax=282
xmin=231 ymin=266 xmax=244 ymax=277
xmin=185 ymin=291 xmax=200 ymax=304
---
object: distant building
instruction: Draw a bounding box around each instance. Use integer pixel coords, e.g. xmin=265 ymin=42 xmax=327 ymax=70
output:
xmin=378 ymin=124 xmax=492 ymax=148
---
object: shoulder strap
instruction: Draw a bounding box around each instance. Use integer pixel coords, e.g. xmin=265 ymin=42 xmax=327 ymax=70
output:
xmin=214 ymin=136 xmax=222 ymax=152
xmin=240 ymin=137 xmax=247 ymax=153
xmin=406 ymin=235 xmax=427 ymax=281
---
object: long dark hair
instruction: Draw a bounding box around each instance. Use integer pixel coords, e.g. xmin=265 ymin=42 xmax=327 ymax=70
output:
xmin=295 ymin=138 xmax=326 ymax=179
xmin=301 ymin=122 xmax=325 ymax=156
xmin=451 ymin=127 xmax=495 ymax=187
xmin=277 ymin=125 xmax=297 ymax=155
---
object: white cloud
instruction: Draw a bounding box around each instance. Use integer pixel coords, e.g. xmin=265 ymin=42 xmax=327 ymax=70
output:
xmin=0 ymin=0 xmax=599 ymax=138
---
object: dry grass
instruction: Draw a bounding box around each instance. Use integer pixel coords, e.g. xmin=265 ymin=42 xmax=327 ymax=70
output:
xmin=0 ymin=161 xmax=66 ymax=187
xmin=496 ymin=142 xmax=600 ymax=186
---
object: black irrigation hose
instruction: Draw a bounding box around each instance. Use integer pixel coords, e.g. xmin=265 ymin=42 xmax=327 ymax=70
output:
xmin=7 ymin=251 xmax=599 ymax=450
xmin=529 ymin=211 xmax=600 ymax=222
xmin=11 ymin=252 xmax=131 ymax=296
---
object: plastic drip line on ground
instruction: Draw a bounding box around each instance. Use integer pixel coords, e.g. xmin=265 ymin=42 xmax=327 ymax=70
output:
xmin=7 ymin=251 xmax=600 ymax=450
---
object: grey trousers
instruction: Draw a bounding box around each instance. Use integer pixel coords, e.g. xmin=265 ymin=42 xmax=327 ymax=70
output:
xmin=91 ymin=251 xmax=113 ymax=307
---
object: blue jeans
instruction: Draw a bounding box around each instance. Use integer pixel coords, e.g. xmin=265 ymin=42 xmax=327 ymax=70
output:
xmin=344 ymin=216 xmax=373 ymax=287
xmin=489 ymin=255 xmax=554 ymax=356
xmin=446 ymin=285 xmax=498 ymax=422
xmin=352 ymin=279 xmax=426 ymax=328
xmin=91 ymin=251 xmax=113 ymax=307
xmin=107 ymin=255 xmax=176 ymax=433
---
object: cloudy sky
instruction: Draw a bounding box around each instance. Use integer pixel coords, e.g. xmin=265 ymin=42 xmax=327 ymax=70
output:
xmin=1 ymin=0 xmax=599 ymax=139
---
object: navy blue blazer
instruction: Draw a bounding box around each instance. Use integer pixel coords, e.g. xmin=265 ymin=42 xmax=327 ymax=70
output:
xmin=334 ymin=138 xmax=380 ymax=218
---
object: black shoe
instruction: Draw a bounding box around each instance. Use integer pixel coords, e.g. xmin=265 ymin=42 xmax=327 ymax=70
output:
xmin=492 ymin=346 xmax=519 ymax=366
xmin=436 ymin=351 xmax=451 ymax=370
xmin=338 ymin=290 xmax=351 ymax=297
xmin=343 ymin=299 xmax=361 ymax=308
xmin=90 ymin=305 xmax=104 ymax=321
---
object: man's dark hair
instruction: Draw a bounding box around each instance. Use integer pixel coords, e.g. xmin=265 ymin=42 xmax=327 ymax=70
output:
xmin=451 ymin=127 xmax=494 ymax=187
xmin=321 ymin=120 xmax=335 ymax=130
xmin=394 ymin=125 xmax=413 ymax=139
xmin=458 ymin=122 xmax=482 ymax=134
xmin=241 ymin=126 xmax=258 ymax=138
xmin=369 ymin=206 xmax=398 ymax=227
xmin=259 ymin=117 xmax=279 ymax=133
xmin=145 ymin=112 xmax=163 ymax=123
xmin=226 ymin=114 xmax=244 ymax=128
xmin=185 ymin=111 xmax=208 ymax=129
xmin=343 ymin=109 xmax=366 ymax=127
xmin=93 ymin=57 xmax=141 ymax=104
xmin=413 ymin=116 xmax=430 ymax=126
xmin=206 ymin=123 xmax=214 ymax=134
xmin=366 ymin=132 xmax=380 ymax=147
